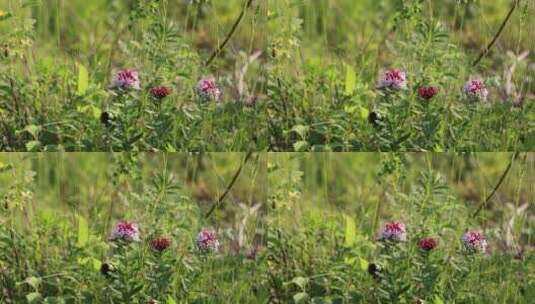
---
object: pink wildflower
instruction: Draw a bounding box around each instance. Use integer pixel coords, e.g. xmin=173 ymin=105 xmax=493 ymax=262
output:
xmin=378 ymin=69 xmax=407 ymax=90
xmin=463 ymin=79 xmax=488 ymax=102
xmin=150 ymin=238 xmax=172 ymax=252
xmin=196 ymin=229 xmax=219 ymax=252
xmin=110 ymin=221 xmax=140 ymax=242
xmin=462 ymin=230 xmax=488 ymax=253
xmin=418 ymin=86 xmax=439 ymax=100
xmin=111 ymin=69 xmax=140 ymax=90
xmin=150 ymin=86 xmax=172 ymax=100
xmin=196 ymin=77 xmax=221 ymax=101
xmin=380 ymin=221 xmax=407 ymax=242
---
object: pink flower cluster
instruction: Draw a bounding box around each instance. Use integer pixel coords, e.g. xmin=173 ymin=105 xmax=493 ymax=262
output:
xmin=378 ymin=69 xmax=407 ymax=90
xmin=110 ymin=69 xmax=222 ymax=102
xmin=461 ymin=230 xmax=488 ymax=253
xmin=111 ymin=69 xmax=140 ymax=90
xmin=380 ymin=221 xmax=407 ymax=242
xmin=377 ymin=68 xmax=492 ymax=104
xmin=109 ymin=221 xmax=221 ymax=255
xmin=463 ymin=79 xmax=488 ymax=102
xmin=377 ymin=221 xmax=488 ymax=255
xmin=196 ymin=77 xmax=222 ymax=102
xmin=196 ymin=228 xmax=220 ymax=252
xmin=110 ymin=221 xmax=140 ymax=242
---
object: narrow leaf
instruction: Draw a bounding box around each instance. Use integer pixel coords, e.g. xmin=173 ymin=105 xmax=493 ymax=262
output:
xmin=77 ymin=215 xmax=89 ymax=247
xmin=77 ymin=63 xmax=89 ymax=95
xmin=345 ymin=64 xmax=356 ymax=95
xmin=344 ymin=214 xmax=356 ymax=247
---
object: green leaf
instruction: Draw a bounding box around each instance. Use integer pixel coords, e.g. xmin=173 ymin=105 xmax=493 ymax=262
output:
xmin=77 ymin=63 xmax=89 ymax=95
xmin=359 ymin=257 xmax=369 ymax=271
xmin=76 ymin=215 xmax=89 ymax=247
xmin=165 ymin=143 xmax=177 ymax=152
xmin=76 ymin=105 xmax=101 ymax=119
xmin=344 ymin=214 xmax=356 ymax=247
xmin=291 ymin=277 xmax=309 ymax=290
xmin=19 ymin=125 xmax=41 ymax=139
xmin=344 ymin=256 xmax=356 ymax=266
xmin=0 ymin=161 xmax=12 ymax=173
xmin=345 ymin=64 xmax=356 ymax=95
xmin=433 ymin=295 xmax=445 ymax=304
xmin=293 ymin=141 xmax=310 ymax=152
xmin=26 ymin=292 xmax=41 ymax=303
xmin=25 ymin=141 xmax=41 ymax=152
xmin=92 ymin=258 xmax=102 ymax=271
xmin=291 ymin=125 xmax=309 ymax=139
xmin=359 ymin=107 xmax=369 ymax=121
xmin=293 ymin=292 xmax=308 ymax=303
xmin=39 ymin=208 xmax=55 ymax=224
xmin=25 ymin=277 xmax=42 ymax=290
xmin=166 ymin=295 xmax=177 ymax=304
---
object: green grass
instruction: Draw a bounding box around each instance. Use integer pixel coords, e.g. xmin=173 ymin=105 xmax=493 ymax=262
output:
xmin=1 ymin=152 xmax=535 ymax=302
xmin=0 ymin=0 xmax=268 ymax=151
xmin=0 ymin=153 xmax=269 ymax=303
xmin=266 ymin=0 xmax=535 ymax=151
xmin=267 ymin=153 xmax=535 ymax=303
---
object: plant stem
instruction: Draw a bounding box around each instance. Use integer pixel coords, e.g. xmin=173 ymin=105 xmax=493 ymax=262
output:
xmin=205 ymin=0 xmax=254 ymax=67
xmin=472 ymin=0 xmax=520 ymax=66
xmin=205 ymin=151 xmax=253 ymax=218
xmin=472 ymin=152 xmax=519 ymax=217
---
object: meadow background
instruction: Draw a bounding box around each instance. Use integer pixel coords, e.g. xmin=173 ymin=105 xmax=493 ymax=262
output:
xmin=1 ymin=152 xmax=535 ymax=302
xmin=267 ymin=153 xmax=535 ymax=303
xmin=0 ymin=0 xmax=534 ymax=151
xmin=0 ymin=0 xmax=268 ymax=151
xmin=267 ymin=0 xmax=535 ymax=151
xmin=0 ymin=153 xmax=269 ymax=303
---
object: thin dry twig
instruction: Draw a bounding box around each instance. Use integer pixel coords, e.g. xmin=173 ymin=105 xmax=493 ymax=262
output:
xmin=472 ymin=152 xmax=520 ymax=217
xmin=205 ymin=151 xmax=254 ymax=218
xmin=205 ymin=0 xmax=255 ymax=67
xmin=473 ymin=0 xmax=520 ymax=66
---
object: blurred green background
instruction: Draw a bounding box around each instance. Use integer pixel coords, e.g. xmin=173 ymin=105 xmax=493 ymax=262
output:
xmin=269 ymin=0 xmax=534 ymax=63
xmin=0 ymin=153 xmax=267 ymax=233
xmin=268 ymin=0 xmax=534 ymax=95
xmin=0 ymin=0 xmax=267 ymax=76
xmin=0 ymin=152 xmax=270 ymax=303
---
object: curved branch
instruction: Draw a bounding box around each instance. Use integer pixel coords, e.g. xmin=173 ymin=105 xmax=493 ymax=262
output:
xmin=205 ymin=0 xmax=254 ymax=67
xmin=473 ymin=0 xmax=520 ymax=66
xmin=472 ymin=152 xmax=519 ymax=217
xmin=205 ymin=151 xmax=254 ymax=218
